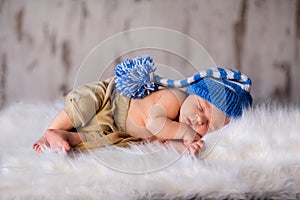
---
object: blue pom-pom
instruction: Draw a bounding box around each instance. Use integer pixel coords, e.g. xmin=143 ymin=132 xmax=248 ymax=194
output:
xmin=115 ymin=55 xmax=159 ymax=99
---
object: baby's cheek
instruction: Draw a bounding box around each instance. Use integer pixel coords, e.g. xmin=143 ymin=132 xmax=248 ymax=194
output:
xmin=210 ymin=118 xmax=227 ymax=131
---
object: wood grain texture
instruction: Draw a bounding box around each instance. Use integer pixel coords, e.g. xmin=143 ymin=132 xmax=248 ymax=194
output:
xmin=0 ymin=0 xmax=298 ymax=108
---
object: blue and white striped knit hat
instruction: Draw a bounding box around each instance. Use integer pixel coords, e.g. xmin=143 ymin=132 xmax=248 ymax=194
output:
xmin=115 ymin=55 xmax=252 ymax=118
xmin=185 ymin=73 xmax=252 ymax=118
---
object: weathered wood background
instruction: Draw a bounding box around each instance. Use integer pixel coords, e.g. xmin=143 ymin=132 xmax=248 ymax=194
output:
xmin=0 ymin=0 xmax=299 ymax=109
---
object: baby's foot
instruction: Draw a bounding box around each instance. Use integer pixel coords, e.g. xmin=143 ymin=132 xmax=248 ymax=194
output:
xmin=32 ymin=129 xmax=71 ymax=153
xmin=32 ymin=135 xmax=49 ymax=153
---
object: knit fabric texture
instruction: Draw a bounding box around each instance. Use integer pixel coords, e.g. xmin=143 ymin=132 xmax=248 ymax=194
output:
xmin=186 ymin=77 xmax=253 ymax=118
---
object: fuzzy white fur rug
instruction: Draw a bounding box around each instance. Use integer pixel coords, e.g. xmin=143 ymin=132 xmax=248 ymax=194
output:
xmin=1 ymin=100 xmax=300 ymax=200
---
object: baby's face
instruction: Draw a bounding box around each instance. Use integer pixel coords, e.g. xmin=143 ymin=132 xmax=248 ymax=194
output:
xmin=179 ymin=94 xmax=230 ymax=137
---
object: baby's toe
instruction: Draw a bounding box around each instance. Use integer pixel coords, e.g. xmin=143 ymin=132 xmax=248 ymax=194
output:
xmin=62 ymin=141 xmax=71 ymax=151
xmin=34 ymin=144 xmax=43 ymax=153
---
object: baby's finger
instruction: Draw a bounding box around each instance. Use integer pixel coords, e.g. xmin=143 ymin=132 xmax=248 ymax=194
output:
xmin=192 ymin=140 xmax=203 ymax=149
xmin=62 ymin=141 xmax=71 ymax=151
xmin=197 ymin=139 xmax=205 ymax=147
xmin=191 ymin=143 xmax=200 ymax=150
xmin=187 ymin=146 xmax=196 ymax=154
xmin=183 ymin=138 xmax=193 ymax=146
xmin=190 ymin=146 xmax=200 ymax=155
xmin=194 ymin=134 xmax=201 ymax=141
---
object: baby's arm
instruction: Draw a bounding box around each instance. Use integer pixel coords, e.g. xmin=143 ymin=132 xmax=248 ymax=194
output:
xmin=145 ymin=89 xmax=200 ymax=145
xmin=146 ymin=105 xmax=199 ymax=145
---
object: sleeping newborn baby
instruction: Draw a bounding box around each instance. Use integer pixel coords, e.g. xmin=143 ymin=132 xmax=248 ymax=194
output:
xmin=33 ymin=56 xmax=252 ymax=155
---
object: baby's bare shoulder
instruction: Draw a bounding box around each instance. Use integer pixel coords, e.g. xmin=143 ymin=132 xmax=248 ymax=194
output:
xmin=155 ymin=88 xmax=186 ymax=118
xmin=143 ymin=88 xmax=187 ymax=106
xmin=161 ymin=88 xmax=187 ymax=104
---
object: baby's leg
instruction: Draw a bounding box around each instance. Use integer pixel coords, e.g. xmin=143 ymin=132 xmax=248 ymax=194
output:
xmin=33 ymin=129 xmax=79 ymax=153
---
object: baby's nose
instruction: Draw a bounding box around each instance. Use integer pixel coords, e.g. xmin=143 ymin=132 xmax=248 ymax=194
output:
xmin=195 ymin=114 xmax=208 ymax=126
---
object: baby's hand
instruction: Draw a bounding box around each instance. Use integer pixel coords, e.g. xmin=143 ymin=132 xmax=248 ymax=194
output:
xmin=182 ymin=128 xmax=200 ymax=146
xmin=187 ymin=140 xmax=204 ymax=155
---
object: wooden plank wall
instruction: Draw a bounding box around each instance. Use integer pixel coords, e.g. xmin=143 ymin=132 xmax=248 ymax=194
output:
xmin=0 ymin=0 xmax=299 ymax=109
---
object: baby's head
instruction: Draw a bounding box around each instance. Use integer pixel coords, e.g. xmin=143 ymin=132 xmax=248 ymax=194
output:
xmin=179 ymin=71 xmax=252 ymax=136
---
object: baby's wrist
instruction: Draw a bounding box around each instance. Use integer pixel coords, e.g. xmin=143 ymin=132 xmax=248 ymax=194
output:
xmin=176 ymin=123 xmax=194 ymax=139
